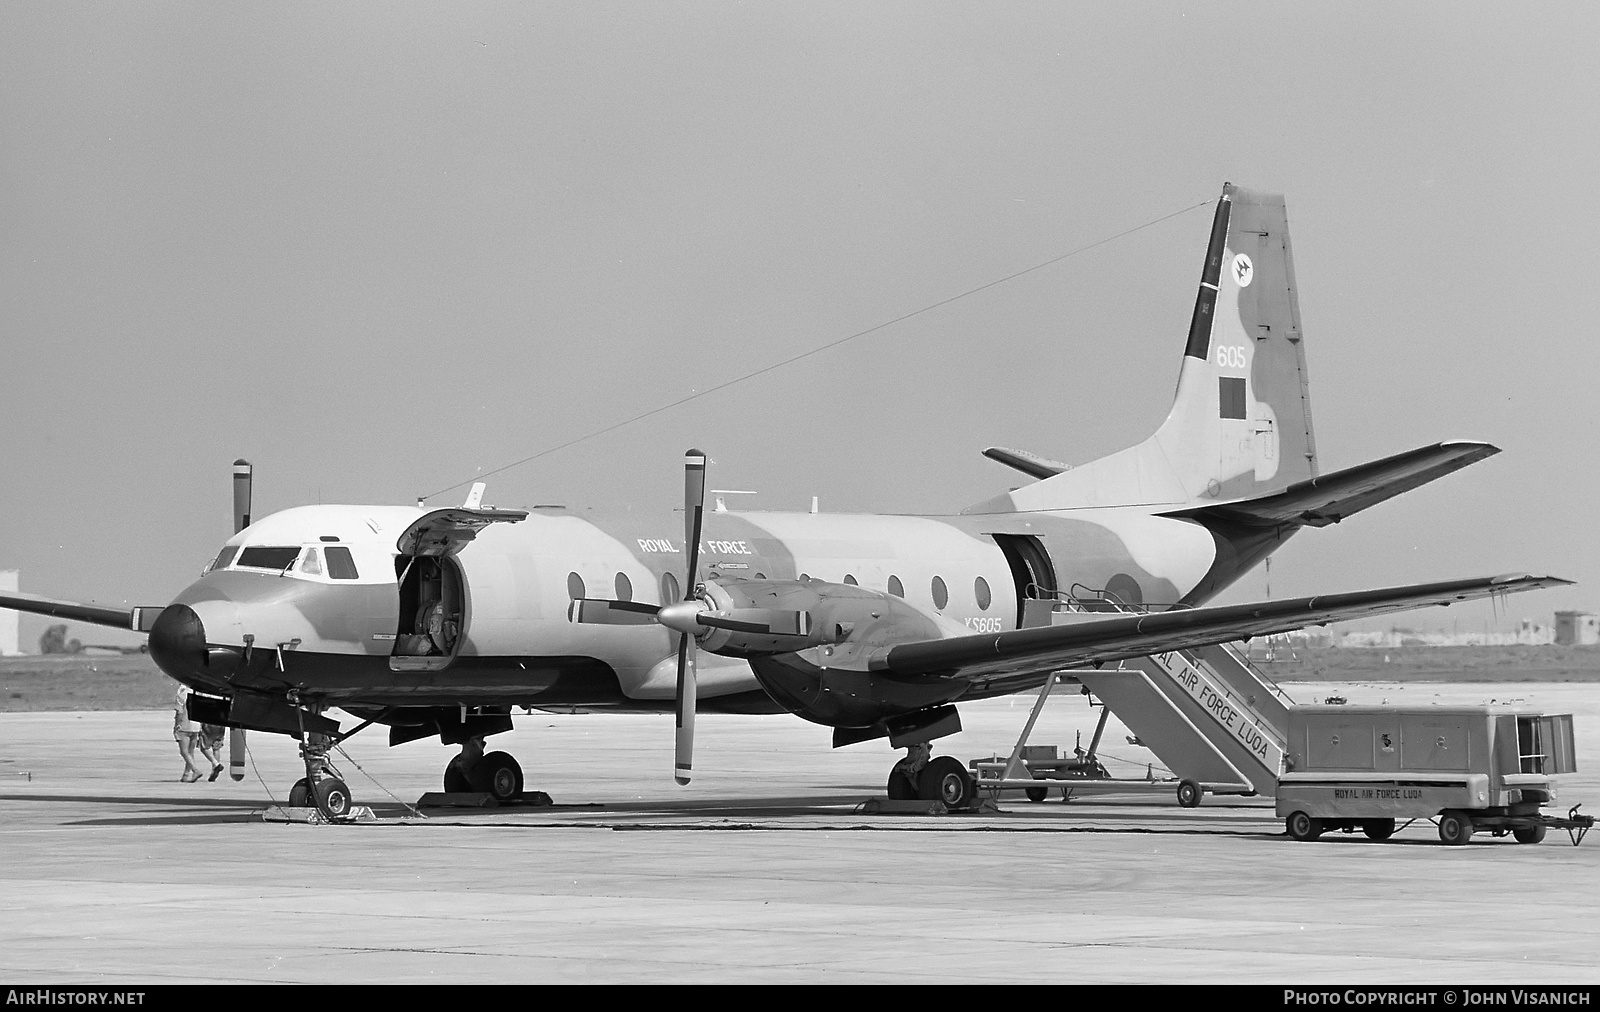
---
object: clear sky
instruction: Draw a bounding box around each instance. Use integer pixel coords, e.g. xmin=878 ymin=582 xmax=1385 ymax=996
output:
xmin=2 ymin=3 xmax=1596 ymax=649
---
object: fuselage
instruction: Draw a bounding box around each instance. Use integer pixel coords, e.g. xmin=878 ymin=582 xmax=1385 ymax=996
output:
xmin=151 ymin=499 xmax=1241 ymax=715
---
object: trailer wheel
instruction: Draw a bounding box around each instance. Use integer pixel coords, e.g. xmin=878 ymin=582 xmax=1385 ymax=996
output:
xmin=1286 ymin=811 xmax=1323 ymax=841
xmin=1024 ymin=785 xmax=1048 ymax=803
xmin=1513 ymin=824 xmax=1547 ymax=845
xmin=1362 ymin=819 xmax=1396 ymax=841
xmin=1177 ymin=780 xmax=1202 ymax=808
xmin=1438 ymin=811 xmax=1475 ymax=845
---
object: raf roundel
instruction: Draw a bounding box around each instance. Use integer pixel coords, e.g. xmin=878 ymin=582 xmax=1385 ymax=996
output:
xmin=1232 ymin=252 xmax=1254 ymax=288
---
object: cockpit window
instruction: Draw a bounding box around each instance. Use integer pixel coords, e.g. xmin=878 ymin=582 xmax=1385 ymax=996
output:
xmin=206 ymin=545 xmax=238 ymax=574
xmin=325 ymin=546 xmax=359 ymax=580
xmin=298 ymin=547 xmax=324 ymax=576
xmin=236 ymin=546 xmax=302 ymax=571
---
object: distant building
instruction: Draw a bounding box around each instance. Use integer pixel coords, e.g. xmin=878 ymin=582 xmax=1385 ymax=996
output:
xmin=0 ymin=570 xmax=16 ymax=656
xmin=1555 ymin=611 xmax=1600 ymax=647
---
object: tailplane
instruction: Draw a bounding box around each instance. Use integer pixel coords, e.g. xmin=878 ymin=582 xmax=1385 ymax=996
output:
xmin=968 ymin=183 xmax=1317 ymax=513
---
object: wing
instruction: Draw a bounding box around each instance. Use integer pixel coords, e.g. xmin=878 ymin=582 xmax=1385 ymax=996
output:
xmin=876 ymin=573 xmax=1567 ymax=692
xmin=1161 ymin=441 xmax=1498 ymax=528
xmin=0 ymin=590 xmax=163 ymax=632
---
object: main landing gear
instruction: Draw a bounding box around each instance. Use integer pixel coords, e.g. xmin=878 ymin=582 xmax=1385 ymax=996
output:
xmin=887 ymin=743 xmax=978 ymax=811
xmin=443 ymin=735 xmax=526 ymax=802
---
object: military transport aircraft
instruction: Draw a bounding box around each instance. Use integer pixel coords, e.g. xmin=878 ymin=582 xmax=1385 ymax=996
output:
xmin=0 ymin=183 xmax=1567 ymax=817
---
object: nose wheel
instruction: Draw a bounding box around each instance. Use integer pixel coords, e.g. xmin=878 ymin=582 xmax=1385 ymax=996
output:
xmin=288 ymin=731 xmax=352 ymax=819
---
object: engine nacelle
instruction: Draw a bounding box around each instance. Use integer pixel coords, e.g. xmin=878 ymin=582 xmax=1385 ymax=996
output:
xmin=693 ymin=577 xmax=943 ymax=659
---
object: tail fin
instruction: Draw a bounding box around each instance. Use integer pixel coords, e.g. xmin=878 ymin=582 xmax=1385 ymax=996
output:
xmin=966 ymin=183 xmax=1318 ymax=513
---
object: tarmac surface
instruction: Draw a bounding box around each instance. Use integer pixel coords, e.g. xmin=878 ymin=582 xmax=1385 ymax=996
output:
xmin=3 ymin=680 xmax=1599 ymax=984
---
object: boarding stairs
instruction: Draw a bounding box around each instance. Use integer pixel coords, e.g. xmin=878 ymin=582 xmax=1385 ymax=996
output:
xmin=981 ymin=592 xmax=1294 ymax=801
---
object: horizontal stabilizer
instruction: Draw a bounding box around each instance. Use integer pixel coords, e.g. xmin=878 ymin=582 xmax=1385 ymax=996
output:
xmin=0 ymin=590 xmax=139 ymax=631
xmin=878 ymin=572 xmax=1568 ymax=688
xmin=1160 ymin=441 xmax=1498 ymax=529
xmin=981 ymin=447 xmax=1072 ymax=481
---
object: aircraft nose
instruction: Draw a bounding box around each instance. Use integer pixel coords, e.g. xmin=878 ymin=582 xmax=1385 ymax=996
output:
xmin=148 ymin=603 xmax=207 ymax=681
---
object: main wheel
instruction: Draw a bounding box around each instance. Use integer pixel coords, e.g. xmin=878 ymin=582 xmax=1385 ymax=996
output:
xmin=469 ymin=751 xmax=524 ymax=801
xmin=886 ymin=767 xmax=919 ymax=800
xmin=443 ymin=759 xmax=474 ymax=794
xmin=1177 ymin=780 xmax=1203 ymax=808
xmin=1286 ymin=810 xmax=1323 ymax=841
xmin=313 ymin=777 xmax=352 ymax=819
xmin=288 ymin=778 xmax=311 ymax=808
xmin=1513 ymin=824 xmax=1547 ymax=845
xmin=917 ymin=756 xmax=975 ymax=810
xmin=1438 ymin=811 xmax=1474 ymax=845
xmin=1362 ymin=818 xmax=1396 ymax=841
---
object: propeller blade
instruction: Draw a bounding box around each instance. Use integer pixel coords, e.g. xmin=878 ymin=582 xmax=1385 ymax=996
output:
xmin=683 ymin=449 xmax=706 ymax=590
xmin=674 ymin=449 xmax=708 ymax=785
xmin=674 ymin=632 xmax=697 ymax=785
xmin=232 ymin=459 xmax=253 ymax=533
xmin=568 ymin=599 xmax=661 ymax=625
xmin=230 ymin=459 xmax=253 ymax=776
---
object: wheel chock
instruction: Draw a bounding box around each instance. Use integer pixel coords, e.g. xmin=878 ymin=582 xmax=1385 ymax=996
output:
xmin=415 ymin=790 xmax=555 ymax=809
xmin=256 ymin=805 xmax=377 ymax=824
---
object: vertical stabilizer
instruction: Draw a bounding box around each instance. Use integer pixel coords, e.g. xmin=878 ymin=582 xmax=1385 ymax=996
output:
xmin=967 ymin=183 xmax=1318 ymax=513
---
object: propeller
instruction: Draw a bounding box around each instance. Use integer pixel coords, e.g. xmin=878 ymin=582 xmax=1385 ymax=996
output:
xmin=228 ymin=459 xmax=251 ymax=782
xmin=675 ymin=449 xmax=707 ymax=785
xmin=564 ymin=449 xmax=812 ymax=782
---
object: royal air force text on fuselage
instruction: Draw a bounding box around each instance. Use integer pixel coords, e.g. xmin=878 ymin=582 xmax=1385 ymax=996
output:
xmin=637 ymin=538 xmax=753 ymax=556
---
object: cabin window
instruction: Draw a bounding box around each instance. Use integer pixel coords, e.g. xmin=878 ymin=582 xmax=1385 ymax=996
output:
xmin=567 ymin=573 xmax=586 ymax=600
xmin=975 ymin=576 xmax=992 ymax=610
xmin=887 ymin=576 xmax=904 ymax=598
xmin=843 ymin=574 xmax=858 ymax=586
xmin=661 ymin=572 xmax=680 ymax=604
xmin=206 ymin=545 xmax=238 ymax=574
xmin=615 ymin=573 xmax=633 ymax=601
xmin=931 ymin=576 xmax=948 ymax=610
xmin=237 ymin=546 xmax=301 ymax=571
xmin=326 ymin=546 xmax=359 ymax=580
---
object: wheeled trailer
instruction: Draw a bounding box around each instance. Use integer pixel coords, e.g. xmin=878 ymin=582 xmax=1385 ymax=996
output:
xmin=1276 ymin=704 xmax=1593 ymax=845
xmin=966 ymin=670 xmax=1248 ymax=807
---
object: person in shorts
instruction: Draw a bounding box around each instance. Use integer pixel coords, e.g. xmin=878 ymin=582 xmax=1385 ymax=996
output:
xmin=197 ymin=722 xmax=226 ymax=782
xmin=172 ymin=683 xmax=208 ymax=783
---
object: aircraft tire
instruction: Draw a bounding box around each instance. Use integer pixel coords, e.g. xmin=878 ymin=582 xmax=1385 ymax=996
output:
xmin=314 ymin=778 xmax=351 ymax=819
xmin=1437 ymin=811 xmax=1474 ymax=846
xmin=470 ymin=751 xmax=524 ymax=801
xmin=1024 ymin=785 xmax=1048 ymax=803
xmin=886 ymin=769 xmax=918 ymax=801
xmin=443 ymin=760 xmax=474 ymax=794
xmin=288 ymin=778 xmax=311 ymax=808
xmin=1286 ymin=811 xmax=1323 ymax=841
xmin=1177 ymin=780 xmax=1202 ymax=808
xmin=917 ymin=756 xmax=974 ymax=810
xmin=1513 ymin=824 xmax=1547 ymax=845
xmin=1362 ymin=818 xmax=1396 ymax=841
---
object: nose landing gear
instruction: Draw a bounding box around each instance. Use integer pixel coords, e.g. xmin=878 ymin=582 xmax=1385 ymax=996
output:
xmin=286 ymin=731 xmax=354 ymax=820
